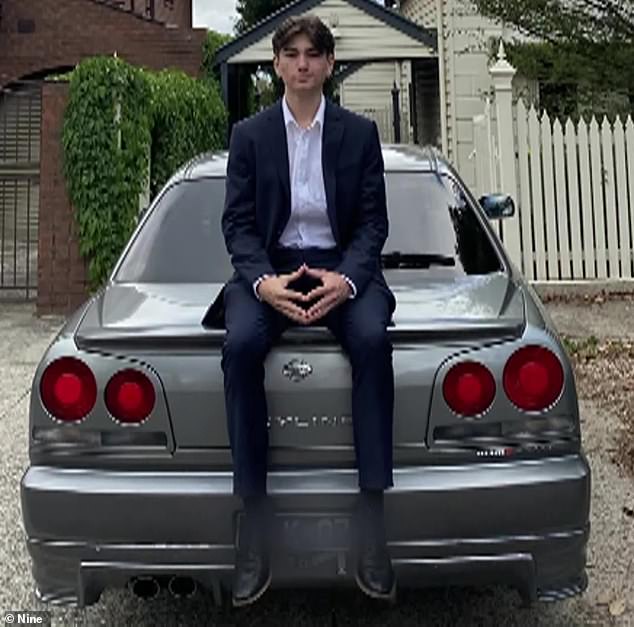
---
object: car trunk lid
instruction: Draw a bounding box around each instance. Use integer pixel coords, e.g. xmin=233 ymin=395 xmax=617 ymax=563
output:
xmin=75 ymin=272 xmax=524 ymax=465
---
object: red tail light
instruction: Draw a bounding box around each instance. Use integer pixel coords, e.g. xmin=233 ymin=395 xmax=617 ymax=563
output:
xmin=105 ymin=369 xmax=155 ymax=424
xmin=443 ymin=361 xmax=496 ymax=416
xmin=40 ymin=357 xmax=97 ymax=422
xmin=503 ymin=346 xmax=564 ymax=411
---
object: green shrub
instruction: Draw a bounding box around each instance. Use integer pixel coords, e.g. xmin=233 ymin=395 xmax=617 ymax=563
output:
xmin=148 ymin=69 xmax=227 ymax=197
xmin=62 ymin=56 xmax=152 ymax=290
xmin=63 ymin=56 xmax=228 ymax=289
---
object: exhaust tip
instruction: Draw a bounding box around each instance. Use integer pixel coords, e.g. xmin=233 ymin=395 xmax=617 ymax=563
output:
xmin=129 ymin=576 xmax=160 ymax=600
xmin=168 ymin=576 xmax=197 ymax=599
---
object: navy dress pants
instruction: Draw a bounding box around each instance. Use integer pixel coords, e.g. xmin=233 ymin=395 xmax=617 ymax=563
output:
xmin=221 ymin=247 xmax=394 ymax=498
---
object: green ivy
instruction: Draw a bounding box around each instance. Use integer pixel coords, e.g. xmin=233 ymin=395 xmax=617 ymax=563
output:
xmin=63 ymin=57 xmax=152 ymax=290
xmin=62 ymin=55 xmax=227 ymax=290
xmin=148 ymin=69 xmax=227 ymax=197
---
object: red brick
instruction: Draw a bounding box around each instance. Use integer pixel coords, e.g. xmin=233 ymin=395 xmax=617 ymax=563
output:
xmin=0 ymin=0 xmax=204 ymax=88
xmin=0 ymin=1 xmax=205 ymax=315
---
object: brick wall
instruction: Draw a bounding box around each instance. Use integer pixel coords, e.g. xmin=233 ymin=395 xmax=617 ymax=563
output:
xmin=151 ymin=0 xmax=192 ymax=28
xmin=38 ymin=82 xmax=90 ymax=316
xmin=91 ymin=0 xmax=193 ymax=28
xmin=1 ymin=0 xmax=205 ymax=314
xmin=0 ymin=0 xmax=205 ymax=89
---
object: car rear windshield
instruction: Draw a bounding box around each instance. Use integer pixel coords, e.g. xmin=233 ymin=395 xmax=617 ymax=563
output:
xmin=114 ymin=172 xmax=502 ymax=283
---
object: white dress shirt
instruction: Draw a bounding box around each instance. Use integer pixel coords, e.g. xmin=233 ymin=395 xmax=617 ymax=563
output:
xmin=254 ymin=95 xmax=356 ymax=299
xmin=278 ymin=94 xmax=336 ymax=248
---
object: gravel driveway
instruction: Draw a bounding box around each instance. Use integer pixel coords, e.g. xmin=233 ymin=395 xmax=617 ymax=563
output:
xmin=0 ymin=299 xmax=632 ymax=626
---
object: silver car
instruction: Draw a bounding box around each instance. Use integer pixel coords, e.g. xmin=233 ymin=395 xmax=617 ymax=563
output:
xmin=21 ymin=146 xmax=590 ymax=607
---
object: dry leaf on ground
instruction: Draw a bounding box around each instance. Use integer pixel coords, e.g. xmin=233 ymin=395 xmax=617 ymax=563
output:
xmin=565 ymin=336 xmax=634 ymax=476
xmin=609 ymin=597 xmax=627 ymax=617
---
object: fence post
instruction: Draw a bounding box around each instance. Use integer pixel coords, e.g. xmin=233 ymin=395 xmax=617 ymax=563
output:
xmin=489 ymin=41 xmax=521 ymax=267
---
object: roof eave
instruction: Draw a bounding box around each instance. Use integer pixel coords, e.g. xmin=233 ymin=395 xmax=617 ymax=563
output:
xmin=213 ymin=0 xmax=437 ymax=67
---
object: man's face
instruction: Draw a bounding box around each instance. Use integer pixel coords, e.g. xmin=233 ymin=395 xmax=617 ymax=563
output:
xmin=273 ymin=33 xmax=334 ymax=95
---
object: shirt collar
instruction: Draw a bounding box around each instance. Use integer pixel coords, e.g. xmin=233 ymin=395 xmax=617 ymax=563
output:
xmin=282 ymin=94 xmax=326 ymax=134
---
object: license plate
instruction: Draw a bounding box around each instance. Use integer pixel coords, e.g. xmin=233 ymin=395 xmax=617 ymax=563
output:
xmin=237 ymin=513 xmax=351 ymax=552
xmin=275 ymin=513 xmax=351 ymax=552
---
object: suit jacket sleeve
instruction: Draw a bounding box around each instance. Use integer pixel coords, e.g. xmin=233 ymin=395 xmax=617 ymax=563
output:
xmin=335 ymin=121 xmax=388 ymax=295
xmin=221 ymin=122 xmax=276 ymax=286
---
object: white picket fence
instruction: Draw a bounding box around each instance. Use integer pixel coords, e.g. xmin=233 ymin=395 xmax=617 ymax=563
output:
xmin=474 ymin=46 xmax=634 ymax=282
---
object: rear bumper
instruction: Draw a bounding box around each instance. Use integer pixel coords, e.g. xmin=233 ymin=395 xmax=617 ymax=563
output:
xmin=21 ymin=454 xmax=590 ymax=607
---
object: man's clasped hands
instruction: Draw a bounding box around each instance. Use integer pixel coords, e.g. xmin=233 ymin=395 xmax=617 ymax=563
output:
xmin=256 ymin=263 xmax=352 ymax=325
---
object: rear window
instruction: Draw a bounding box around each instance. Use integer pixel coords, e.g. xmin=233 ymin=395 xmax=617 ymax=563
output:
xmin=114 ymin=172 xmax=501 ymax=283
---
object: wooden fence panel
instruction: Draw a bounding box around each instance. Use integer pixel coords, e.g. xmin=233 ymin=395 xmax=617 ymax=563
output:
xmin=553 ymin=119 xmax=570 ymax=278
xmin=529 ymin=107 xmax=548 ymax=279
xmin=626 ymin=118 xmax=634 ymax=278
xmin=589 ymin=118 xmax=607 ymax=278
xmin=602 ymin=117 xmax=620 ymax=277
xmin=541 ymin=112 xmax=559 ymax=278
xmin=565 ymin=119 xmax=583 ymax=278
xmin=578 ymin=119 xmax=596 ymax=278
xmin=517 ymin=100 xmax=534 ymax=279
xmin=614 ymin=118 xmax=631 ymax=278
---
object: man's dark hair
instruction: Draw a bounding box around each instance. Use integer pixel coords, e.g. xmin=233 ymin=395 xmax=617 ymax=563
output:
xmin=272 ymin=15 xmax=335 ymax=56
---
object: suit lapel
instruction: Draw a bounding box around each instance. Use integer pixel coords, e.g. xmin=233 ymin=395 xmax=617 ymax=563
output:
xmin=322 ymin=101 xmax=344 ymax=244
xmin=268 ymin=101 xmax=291 ymax=224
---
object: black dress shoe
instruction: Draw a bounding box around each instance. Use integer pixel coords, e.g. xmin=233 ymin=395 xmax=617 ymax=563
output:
xmin=232 ymin=506 xmax=272 ymax=607
xmin=354 ymin=496 xmax=396 ymax=601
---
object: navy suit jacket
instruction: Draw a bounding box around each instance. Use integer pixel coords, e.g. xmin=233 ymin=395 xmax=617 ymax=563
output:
xmin=203 ymin=99 xmax=394 ymax=327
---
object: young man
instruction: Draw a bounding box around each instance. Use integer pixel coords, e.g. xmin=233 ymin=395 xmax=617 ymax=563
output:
xmin=221 ymin=15 xmax=396 ymax=607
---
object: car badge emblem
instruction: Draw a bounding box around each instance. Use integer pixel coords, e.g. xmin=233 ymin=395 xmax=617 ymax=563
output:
xmin=283 ymin=358 xmax=313 ymax=382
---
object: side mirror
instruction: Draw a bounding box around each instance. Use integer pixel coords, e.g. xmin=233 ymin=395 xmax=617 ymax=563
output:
xmin=479 ymin=194 xmax=515 ymax=219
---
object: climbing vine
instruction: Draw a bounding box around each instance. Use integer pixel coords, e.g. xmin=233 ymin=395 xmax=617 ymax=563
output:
xmin=62 ymin=55 xmax=227 ymax=290
xmin=148 ymin=69 xmax=227 ymax=197
xmin=63 ymin=57 xmax=152 ymax=290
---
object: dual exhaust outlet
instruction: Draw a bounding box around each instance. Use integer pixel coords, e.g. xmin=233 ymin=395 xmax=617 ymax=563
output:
xmin=129 ymin=575 xmax=197 ymax=600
